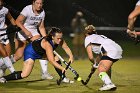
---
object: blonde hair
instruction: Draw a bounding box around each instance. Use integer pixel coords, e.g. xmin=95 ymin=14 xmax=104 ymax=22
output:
xmin=85 ymin=25 xmax=96 ymax=35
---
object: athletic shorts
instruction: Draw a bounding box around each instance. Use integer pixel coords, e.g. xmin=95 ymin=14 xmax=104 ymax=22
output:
xmin=24 ymin=43 xmax=42 ymax=61
xmin=0 ymin=30 xmax=10 ymax=45
xmin=16 ymin=29 xmax=40 ymax=41
xmin=101 ymin=56 xmax=119 ymax=63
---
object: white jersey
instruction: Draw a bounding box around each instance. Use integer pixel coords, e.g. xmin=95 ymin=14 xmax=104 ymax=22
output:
xmin=0 ymin=7 xmax=8 ymax=29
xmin=17 ymin=5 xmax=45 ymax=41
xmin=84 ymin=34 xmax=123 ymax=59
xmin=0 ymin=7 xmax=9 ymax=45
xmin=21 ymin=5 xmax=45 ymax=30
xmin=136 ymin=0 xmax=140 ymax=6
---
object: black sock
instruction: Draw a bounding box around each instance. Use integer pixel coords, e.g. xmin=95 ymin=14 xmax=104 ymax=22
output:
xmin=54 ymin=60 xmax=65 ymax=77
xmin=3 ymin=71 xmax=23 ymax=81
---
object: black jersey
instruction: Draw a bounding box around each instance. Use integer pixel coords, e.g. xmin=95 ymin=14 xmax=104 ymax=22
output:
xmin=32 ymin=37 xmax=58 ymax=56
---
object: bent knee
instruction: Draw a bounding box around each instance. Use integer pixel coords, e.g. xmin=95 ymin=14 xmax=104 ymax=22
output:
xmin=128 ymin=14 xmax=134 ymax=20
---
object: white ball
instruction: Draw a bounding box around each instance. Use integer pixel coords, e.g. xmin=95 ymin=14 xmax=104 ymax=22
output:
xmin=0 ymin=69 xmax=4 ymax=77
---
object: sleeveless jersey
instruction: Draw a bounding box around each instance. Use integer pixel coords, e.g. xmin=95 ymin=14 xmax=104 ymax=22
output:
xmin=0 ymin=7 xmax=8 ymax=29
xmin=32 ymin=37 xmax=58 ymax=56
xmin=84 ymin=34 xmax=123 ymax=59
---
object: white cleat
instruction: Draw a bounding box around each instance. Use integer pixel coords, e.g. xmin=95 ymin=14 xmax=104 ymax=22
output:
xmin=99 ymin=83 xmax=117 ymax=91
xmin=62 ymin=77 xmax=74 ymax=84
xmin=41 ymin=72 xmax=53 ymax=80
xmin=0 ymin=77 xmax=7 ymax=83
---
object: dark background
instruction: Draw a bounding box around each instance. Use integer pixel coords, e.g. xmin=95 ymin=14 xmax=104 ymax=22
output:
xmin=4 ymin=0 xmax=140 ymax=27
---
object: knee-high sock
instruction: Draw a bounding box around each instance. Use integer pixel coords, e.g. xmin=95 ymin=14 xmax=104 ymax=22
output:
xmin=99 ymin=72 xmax=112 ymax=85
xmin=1 ymin=57 xmax=15 ymax=73
xmin=54 ymin=60 xmax=65 ymax=77
xmin=39 ymin=59 xmax=48 ymax=74
xmin=4 ymin=71 xmax=22 ymax=81
xmin=0 ymin=58 xmax=5 ymax=67
xmin=10 ymin=54 xmax=16 ymax=64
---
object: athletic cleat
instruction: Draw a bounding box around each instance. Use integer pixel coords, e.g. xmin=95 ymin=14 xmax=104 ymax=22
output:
xmin=41 ymin=72 xmax=53 ymax=80
xmin=99 ymin=83 xmax=117 ymax=91
xmin=0 ymin=77 xmax=7 ymax=83
xmin=62 ymin=77 xmax=74 ymax=84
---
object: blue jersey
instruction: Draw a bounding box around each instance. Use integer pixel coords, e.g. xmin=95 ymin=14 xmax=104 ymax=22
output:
xmin=24 ymin=37 xmax=58 ymax=61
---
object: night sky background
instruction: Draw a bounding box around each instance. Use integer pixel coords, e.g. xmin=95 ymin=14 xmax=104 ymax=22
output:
xmin=4 ymin=0 xmax=140 ymax=27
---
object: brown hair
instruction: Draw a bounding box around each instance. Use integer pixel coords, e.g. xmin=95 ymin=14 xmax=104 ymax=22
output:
xmin=48 ymin=27 xmax=62 ymax=39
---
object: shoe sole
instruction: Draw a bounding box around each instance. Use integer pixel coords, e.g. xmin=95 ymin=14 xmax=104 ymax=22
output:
xmin=99 ymin=87 xmax=117 ymax=91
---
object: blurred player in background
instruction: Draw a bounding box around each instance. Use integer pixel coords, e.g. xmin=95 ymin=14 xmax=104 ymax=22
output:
xmin=0 ymin=0 xmax=16 ymax=75
xmin=10 ymin=0 xmax=53 ymax=80
xmin=71 ymin=11 xmax=87 ymax=60
xmin=84 ymin=25 xmax=123 ymax=91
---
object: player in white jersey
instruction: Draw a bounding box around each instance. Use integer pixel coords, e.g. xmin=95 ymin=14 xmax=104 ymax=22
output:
xmin=127 ymin=0 xmax=140 ymax=37
xmin=84 ymin=25 xmax=123 ymax=91
xmin=10 ymin=0 xmax=53 ymax=79
xmin=0 ymin=0 xmax=16 ymax=75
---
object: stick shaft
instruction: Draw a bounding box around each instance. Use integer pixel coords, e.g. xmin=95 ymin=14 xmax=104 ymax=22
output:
xmin=53 ymin=51 xmax=79 ymax=79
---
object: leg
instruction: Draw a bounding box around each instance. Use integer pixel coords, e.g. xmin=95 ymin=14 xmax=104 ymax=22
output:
xmin=1 ymin=58 xmax=34 ymax=82
xmin=0 ymin=43 xmax=8 ymax=57
xmin=98 ymin=60 xmax=116 ymax=91
xmin=39 ymin=59 xmax=53 ymax=80
xmin=4 ymin=43 xmax=11 ymax=56
xmin=12 ymin=39 xmax=26 ymax=62
xmin=0 ymin=44 xmax=15 ymax=73
xmin=21 ymin=58 xmax=34 ymax=78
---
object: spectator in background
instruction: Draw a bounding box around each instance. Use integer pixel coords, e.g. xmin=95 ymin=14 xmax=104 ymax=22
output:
xmin=71 ymin=11 xmax=87 ymax=60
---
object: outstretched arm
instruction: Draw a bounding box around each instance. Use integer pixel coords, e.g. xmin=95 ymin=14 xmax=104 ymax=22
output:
xmin=61 ymin=40 xmax=74 ymax=63
xmin=42 ymin=39 xmax=65 ymax=71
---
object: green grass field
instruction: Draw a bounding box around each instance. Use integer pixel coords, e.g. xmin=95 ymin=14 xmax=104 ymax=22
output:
xmin=0 ymin=58 xmax=140 ymax=93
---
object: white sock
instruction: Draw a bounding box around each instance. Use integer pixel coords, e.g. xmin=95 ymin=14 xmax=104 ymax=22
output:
xmin=39 ymin=59 xmax=48 ymax=74
xmin=0 ymin=58 xmax=5 ymax=67
xmin=10 ymin=54 xmax=16 ymax=64
xmin=99 ymin=72 xmax=112 ymax=85
xmin=2 ymin=57 xmax=15 ymax=73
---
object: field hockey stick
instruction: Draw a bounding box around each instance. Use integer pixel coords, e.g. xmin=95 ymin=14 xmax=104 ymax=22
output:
xmin=57 ymin=61 xmax=71 ymax=85
xmin=53 ymin=51 xmax=80 ymax=80
xmin=81 ymin=65 xmax=96 ymax=85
